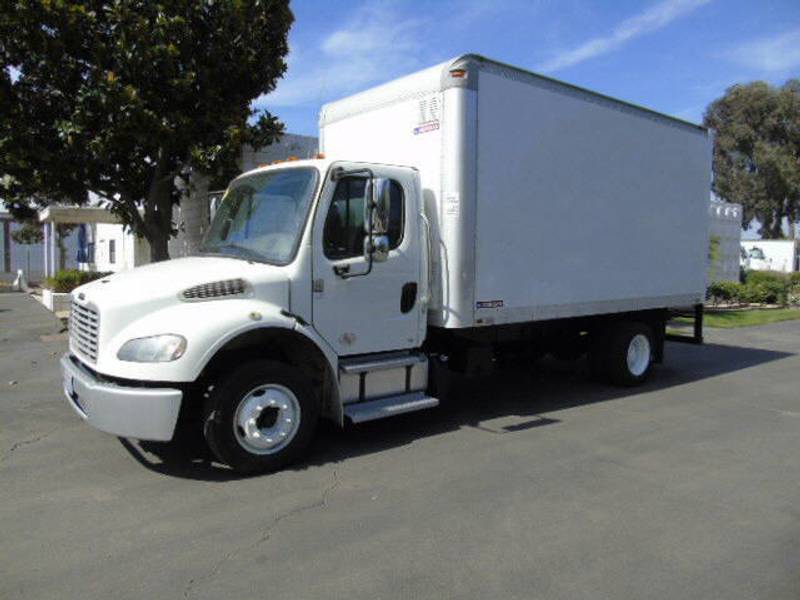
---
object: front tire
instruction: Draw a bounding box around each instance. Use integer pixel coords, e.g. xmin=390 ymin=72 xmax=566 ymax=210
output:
xmin=202 ymin=360 xmax=319 ymax=473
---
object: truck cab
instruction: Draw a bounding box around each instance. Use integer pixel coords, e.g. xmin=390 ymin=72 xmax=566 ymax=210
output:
xmin=62 ymin=158 xmax=436 ymax=473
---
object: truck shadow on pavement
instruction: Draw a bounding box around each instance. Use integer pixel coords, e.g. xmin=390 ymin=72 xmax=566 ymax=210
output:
xmin=120 ymin=341 xmax=793 ymax=481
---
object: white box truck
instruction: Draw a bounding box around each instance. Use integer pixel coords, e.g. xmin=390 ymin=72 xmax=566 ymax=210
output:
xmin=61 ymin=55 xmax=711 ymax=473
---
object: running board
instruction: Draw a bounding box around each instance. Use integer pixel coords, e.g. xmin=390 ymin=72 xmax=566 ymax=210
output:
xmin=344 ymin=392 xmax=439 ymax=424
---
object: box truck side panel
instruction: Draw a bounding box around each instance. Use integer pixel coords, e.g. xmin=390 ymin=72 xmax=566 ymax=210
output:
xmin=474 ymin=68 xmax=710 ymax=324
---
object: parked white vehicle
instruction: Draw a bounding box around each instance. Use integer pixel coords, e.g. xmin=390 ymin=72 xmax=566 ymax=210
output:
xmin=62 ymin=55 xmax=711 ymax=473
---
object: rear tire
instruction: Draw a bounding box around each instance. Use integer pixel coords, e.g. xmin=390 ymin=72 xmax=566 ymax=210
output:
xmin=590 ymin=322 xmax=653 ymax=386
xmin=202 ymin=360 xmax=319 ymax=474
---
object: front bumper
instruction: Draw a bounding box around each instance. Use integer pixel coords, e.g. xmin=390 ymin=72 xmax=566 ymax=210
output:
xmin=60 ymin=354 xmax=183 ymax=441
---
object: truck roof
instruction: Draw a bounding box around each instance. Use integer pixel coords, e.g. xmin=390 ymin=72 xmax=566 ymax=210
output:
xmin=320 ymin=53 xmax=707 ymax=135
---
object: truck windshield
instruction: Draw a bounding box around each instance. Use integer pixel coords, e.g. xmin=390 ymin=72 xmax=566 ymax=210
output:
xmin=200 ymin=167 xmax=319 ymax=264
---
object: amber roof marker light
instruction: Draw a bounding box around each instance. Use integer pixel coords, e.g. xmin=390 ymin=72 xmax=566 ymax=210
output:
xmin=449 ymin=68 xmax=467 ymax=79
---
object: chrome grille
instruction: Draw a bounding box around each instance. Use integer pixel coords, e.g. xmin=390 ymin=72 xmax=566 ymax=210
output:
xmin=70 ymin=302 xmax=100 ymax=362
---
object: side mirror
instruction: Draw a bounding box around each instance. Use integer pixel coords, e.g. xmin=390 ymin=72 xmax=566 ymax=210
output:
xmin=362 ymin=177 xmax=391 ymax=264
xmin=363 ymin=178 xmax=391 ymax=235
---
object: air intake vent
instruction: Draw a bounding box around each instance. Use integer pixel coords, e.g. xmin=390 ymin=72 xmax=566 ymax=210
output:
xmin=181 ymin=278 xmax=248 ymax=301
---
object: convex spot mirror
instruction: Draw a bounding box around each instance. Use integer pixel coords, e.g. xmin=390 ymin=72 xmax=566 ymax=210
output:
xmin=363 ymin=234 xmax=390 ymax=263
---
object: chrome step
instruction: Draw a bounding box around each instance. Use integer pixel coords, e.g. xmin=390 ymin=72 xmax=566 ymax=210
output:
xmin=338 ymin=352 xmax=429 ymax=404
xmin=344 ymin=392 xmax=439 ymax=424
xmin=339 ymin=352 xmax=426 ymax=374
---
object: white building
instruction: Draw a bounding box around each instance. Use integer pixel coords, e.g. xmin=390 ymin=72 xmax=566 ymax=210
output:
xmin=741 ymin=239 xmax=800 ymax=273
xmin=708 ymin=198 xmax=743 ymax=282
xmin=1 ymin=208 xmax=82 ymax=283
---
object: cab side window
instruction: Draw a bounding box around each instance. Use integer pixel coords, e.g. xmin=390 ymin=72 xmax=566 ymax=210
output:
xmin=323 ymin=177 xmax=404 ymax=259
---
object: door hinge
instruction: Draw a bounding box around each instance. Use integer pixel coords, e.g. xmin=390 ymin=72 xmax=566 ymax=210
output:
xmin=313 ymin=279 xmax=324 ymax=293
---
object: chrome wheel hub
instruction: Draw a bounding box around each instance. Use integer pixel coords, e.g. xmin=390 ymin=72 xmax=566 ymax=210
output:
xmin=233 ymin=384 xmax=301 ymax=455
xmin=626 ymin=334 xmax=651 ymax=377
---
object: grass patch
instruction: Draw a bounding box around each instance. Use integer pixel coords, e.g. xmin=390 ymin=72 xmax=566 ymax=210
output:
xmin=677 ymin=308 xmax=800 ymax=329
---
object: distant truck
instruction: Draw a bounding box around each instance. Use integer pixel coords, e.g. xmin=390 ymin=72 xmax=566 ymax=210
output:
xmin=61 ymin=55 xmax=711 ymax=473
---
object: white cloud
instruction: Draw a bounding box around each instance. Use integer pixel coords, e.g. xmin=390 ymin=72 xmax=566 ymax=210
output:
xmin=535 ymin=0 xmax=712 ymax=73
xmin=257 ymin=2 xmax=423 ymax=109
xmin=726 ymin=28 xmax=800 ymax=73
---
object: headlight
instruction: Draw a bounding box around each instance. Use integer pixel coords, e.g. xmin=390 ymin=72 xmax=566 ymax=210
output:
xmin=117 ymin=334 xmax=187 ymax=363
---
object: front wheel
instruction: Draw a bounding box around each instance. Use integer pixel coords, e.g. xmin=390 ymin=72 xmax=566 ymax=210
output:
xmin=590 ymin=322 xmax=654 ymax=386
xmin=202 ymin=360 xmax=319 ymax=473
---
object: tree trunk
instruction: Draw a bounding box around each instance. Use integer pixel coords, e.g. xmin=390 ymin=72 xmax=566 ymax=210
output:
xmin=143 ymin=154 xmax=175 ymax=263
xmin=148 ymin=226 xmax=171 ymax=262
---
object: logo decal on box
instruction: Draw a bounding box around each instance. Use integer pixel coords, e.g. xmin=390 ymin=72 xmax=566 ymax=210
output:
xmin=414 ymin=120 xmax=440 ymax=135
xmin=476 ymin=300 xmax=504 ymax=309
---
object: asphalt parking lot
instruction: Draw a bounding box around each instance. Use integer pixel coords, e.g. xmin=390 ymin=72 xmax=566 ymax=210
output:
xmin=1 ymin=291 xmax=799 ymax=600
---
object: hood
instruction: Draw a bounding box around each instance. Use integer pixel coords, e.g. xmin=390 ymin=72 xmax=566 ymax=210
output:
xmin=76 ymin=256 xmax=287 ymax=305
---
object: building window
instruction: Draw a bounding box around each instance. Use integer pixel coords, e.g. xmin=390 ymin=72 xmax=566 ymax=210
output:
xmin=109 ymin=240 xmax=116 ymax=264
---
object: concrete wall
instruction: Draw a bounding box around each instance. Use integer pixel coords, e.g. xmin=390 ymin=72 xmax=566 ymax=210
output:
xmin=240 ymin=134 xmax=318 ymax=172
xmin=708 ymin=200 xmax=743 ymax=282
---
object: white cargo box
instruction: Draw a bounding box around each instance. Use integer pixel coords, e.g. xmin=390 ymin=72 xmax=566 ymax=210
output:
xmin=320 ymin=54 xmax=711 ymax=329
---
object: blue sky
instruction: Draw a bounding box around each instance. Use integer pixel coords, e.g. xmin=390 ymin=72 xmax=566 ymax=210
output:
xmin=257 ymin=0 xmax=800 ymax=136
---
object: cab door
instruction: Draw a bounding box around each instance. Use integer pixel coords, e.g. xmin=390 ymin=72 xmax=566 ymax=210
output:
xmin=311 ymin=163 xmax=423 ymax=356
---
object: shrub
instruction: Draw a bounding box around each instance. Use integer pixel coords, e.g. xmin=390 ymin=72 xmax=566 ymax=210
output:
xmin=788 ymin=284 xmax=800 ymax=306
xmin=43 ymin=270 xmax=112 ymax=293
xmin=745 ymin=270 xmax=789 ymax=286
xmin=707 ymin=280 xmax=743 ymax=304
xmin=740 ymin=283 xmax=771 ymax=304
xmin=790 ymin=272 xmax=800 ymax=286
xmin=760 ymin=280 xmax=788 ymax=304
xmin=743 ymin=271 xmax=791 ymax=304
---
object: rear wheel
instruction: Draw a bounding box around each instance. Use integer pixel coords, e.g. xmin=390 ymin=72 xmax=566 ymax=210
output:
xmin=202 ymin=360 xmax=319 ymax=473
xmin=590 ymin=322 xmax=654 ymax=386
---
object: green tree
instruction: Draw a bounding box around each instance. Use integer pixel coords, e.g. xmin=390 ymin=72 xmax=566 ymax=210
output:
xmin=703 ymin=80 xmax=800 ymax=239
xmin=0 ymin=1 xmax=292 ymax=261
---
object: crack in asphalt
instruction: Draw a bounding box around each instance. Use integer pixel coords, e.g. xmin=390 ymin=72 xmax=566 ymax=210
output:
xmin=1 ymin=430 xmax=56 ymax=463
xmin=183 ymin=469 xmax=340 ymax=599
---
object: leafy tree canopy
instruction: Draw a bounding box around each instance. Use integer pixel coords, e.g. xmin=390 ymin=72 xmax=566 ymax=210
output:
xmin=704 ymin=79 xmax=800 ymax=239
xmin=1 ymin=0 xmax=292 ymax=260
